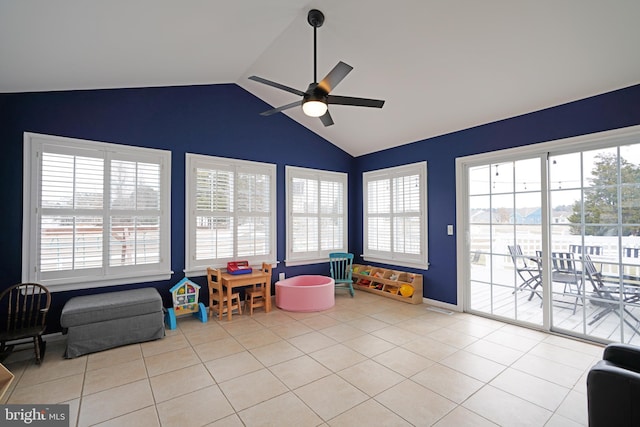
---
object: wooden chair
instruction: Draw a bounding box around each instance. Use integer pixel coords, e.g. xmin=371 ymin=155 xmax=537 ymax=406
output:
xmin=329 ymin=252 xmax=355 ymax=297
xmin=0 ymin=283 xmax=51 ymax=364
xmin=207 ymin=268 xmax=242 ymax=320
xmin=244 ymin=263 xmax=272 ymax=316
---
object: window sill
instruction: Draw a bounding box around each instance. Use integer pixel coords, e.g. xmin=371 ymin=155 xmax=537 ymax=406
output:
xmin=38 ymin=271 xmax=174 ymax=292
xmin=362 ymin=256 xmax=429 ymax=271
xmin=284 ymin=258 xmax=331 ymax=267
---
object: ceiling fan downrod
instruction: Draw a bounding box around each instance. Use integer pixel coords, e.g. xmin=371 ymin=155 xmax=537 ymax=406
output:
xmin=307 ymin=9 xmax=325 ymax=84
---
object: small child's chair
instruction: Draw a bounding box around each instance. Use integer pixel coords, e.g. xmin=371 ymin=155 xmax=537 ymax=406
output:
xmin=207 ymin=268 xmax=242 ymax=320
xmin=329 ymin=252 xmax=354 ymax=297
xmin=244 ymin=263 xmax=272 ymax=315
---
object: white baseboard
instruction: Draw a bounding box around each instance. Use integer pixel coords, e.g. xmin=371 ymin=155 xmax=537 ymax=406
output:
xmin=422 ymin=298 xmax=462 ymax=313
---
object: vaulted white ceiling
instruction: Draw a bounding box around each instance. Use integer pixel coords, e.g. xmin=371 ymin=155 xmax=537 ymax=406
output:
xmin=1 ymin=1 xmax=639 ymax=156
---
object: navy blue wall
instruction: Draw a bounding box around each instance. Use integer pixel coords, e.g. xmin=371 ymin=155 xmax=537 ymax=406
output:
xmin=354 ymin=84 xmax=640 ymax=304
xmin=1 ymin=83 xmax=639 ymax=330
xmin=0 ymin=84 xmax=353 ymax=331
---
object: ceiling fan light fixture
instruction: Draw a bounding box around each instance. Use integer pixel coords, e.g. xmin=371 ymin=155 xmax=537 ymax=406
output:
xmin=302 ymin=99 xmax=328 ymax=117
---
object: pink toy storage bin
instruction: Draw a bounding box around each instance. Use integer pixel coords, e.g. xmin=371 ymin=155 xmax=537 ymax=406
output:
xmin=275 ymin=275 xmax=335 ymax=312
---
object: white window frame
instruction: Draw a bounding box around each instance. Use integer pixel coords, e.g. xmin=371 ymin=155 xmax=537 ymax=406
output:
xmin=363 ymin=161 xmax=428 ymax=269
xmin=285 ymin=166 xmax=348 ymax=266
xmin=185 ymin=153 xmax=276 ymax=276
xmin=22 ymin=132 xmax=172 ymax=292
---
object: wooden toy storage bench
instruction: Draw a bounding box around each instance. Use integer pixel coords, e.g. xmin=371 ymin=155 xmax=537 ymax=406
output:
xmin=60 ymin=288 xmax=165 ymax=358
xmin=352 ymin=264 xmax=423 ymax=304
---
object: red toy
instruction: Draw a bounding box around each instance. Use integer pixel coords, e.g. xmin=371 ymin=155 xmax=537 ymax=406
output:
xmin=227 ymin=261 xmax=252 ymax=275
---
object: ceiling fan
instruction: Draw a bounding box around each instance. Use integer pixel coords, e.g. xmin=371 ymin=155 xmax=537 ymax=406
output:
xmin=248 ymin=9 xmax=385 ymax=127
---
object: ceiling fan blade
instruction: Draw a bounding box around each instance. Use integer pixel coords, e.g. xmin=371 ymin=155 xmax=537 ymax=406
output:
xmin=248 ymin=76 xmax=305 ymax=97
xmin=317 ymin=61 xmax=353 ymax=93
xmin=259 ymin=100 xmax=303 ymax=116
xmin=327 ymin=95 xmax=385 ymax=108
xmin=319 ymin=110 xmax=334 ymax=127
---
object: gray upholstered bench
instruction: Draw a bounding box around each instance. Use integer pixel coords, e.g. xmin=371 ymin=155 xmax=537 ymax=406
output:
xmin=60 ymin=288 xmax=165 ymax=358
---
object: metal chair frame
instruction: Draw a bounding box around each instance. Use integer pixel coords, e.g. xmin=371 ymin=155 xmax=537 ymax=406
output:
xmin=583 ymin=254 xmax=640 ymax=335
xmin=508 ymin=245 xmax=542 ymax=301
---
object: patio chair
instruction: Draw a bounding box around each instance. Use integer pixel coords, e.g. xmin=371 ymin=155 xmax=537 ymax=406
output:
xmin=507 ymin=245 xmax=542 ymax=300
xmin=569 ymin=244 xmax=603 ymax=256
xmin=0 ymin=283 xmax=51 ymax=364
xmin=583 ymin=255 xmax=640 ymax=335
xmin=550 ymin=251 xmax=583 ymax=314
xmin=329 ymin=252 xmax=354 ymax=297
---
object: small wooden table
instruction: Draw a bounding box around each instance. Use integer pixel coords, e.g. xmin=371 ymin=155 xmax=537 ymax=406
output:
xmin=220 ymin=270 xmax=271 ymax=320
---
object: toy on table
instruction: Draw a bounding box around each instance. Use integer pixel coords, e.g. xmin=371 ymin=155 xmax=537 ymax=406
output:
xmin=227 ymin=260 xmax=252 ymax=275
xmin=165 ymin=277 xmax=207 ymax=330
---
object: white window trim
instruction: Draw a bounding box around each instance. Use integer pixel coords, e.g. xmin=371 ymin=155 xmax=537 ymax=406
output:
xmin=363 ymin=161 xmax=429 ymax=270
xmin=285 ymin=166 xmax=348 ymax=266
xmin=184 ymin=153 xmax=277 ymax=277
xmin=22 ymin=132 xmax=172 ymax=292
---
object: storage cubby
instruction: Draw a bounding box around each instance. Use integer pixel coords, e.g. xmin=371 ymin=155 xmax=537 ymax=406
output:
xmin=352 ymin=264 xmax=423 ymax=304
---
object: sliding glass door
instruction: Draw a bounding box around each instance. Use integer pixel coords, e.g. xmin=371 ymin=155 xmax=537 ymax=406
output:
xmin=548 ymin=145 xmax=640 ymax=343
xmin=459 ymin=126 xmax=640 ymax=344
xmin=467 ymin=157 xmax=544 ymax=326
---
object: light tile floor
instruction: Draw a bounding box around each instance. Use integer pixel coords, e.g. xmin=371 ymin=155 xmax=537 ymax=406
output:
xmin=1 ymin=290 xmax=604 ymax=426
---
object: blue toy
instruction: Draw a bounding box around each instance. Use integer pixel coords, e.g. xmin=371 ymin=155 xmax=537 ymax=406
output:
xmin=165 ymin=277 xmax=207 ymax=329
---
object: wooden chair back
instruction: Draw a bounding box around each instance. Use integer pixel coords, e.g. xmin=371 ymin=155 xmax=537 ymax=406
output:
xmin=0 ymin=283 xmax=51 ymax=364
xmin=207 ymin=267 xmax=223 ymax=296
xmin=261 ymin=262 xmax=272 ymax=280
xmin=244 ymin=263 xmax=272 ymax=316
xmin=329 ymin=252 xmax=355 ymax=297
xmin=207 ymin=267 xmax=242 ymax=319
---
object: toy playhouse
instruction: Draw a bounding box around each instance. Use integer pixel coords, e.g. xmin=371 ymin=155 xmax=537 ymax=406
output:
xmin=165 ymin=277 xmax=207 ymax=329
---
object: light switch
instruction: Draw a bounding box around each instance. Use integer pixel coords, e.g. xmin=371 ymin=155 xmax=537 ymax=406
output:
xmin=447 ymin=224 xmax=454 ymax=235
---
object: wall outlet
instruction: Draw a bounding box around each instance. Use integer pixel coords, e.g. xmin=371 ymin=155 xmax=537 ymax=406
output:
xmin=279 ymin=272 xmax=285 ymax=281
xmin=447 ymin=224 xmax=454 ymax=235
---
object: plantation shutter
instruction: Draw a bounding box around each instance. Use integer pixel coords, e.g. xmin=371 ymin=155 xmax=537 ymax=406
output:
xmin=109 ymin=159 xmax=162 ymax=266
xmin=40 ymin=151 xmax=104 ymax=273
xmin=320 ymin=179 xmax=344 ymax=250
xmin=363 ymin=162 xmax=428 ymax=269
xmin=286 ymin=166 xmax=348 ymax=265
xmin=291 ymin=177 xmax=319 ymax=253
xmin=24 ymin=132 xmax=172 ymax=291
xmin=186 ymin=154 xmax=276 ymax=274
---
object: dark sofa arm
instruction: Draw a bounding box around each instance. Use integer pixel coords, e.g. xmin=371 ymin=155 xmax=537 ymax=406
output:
xmin=603 ymin=343 xmax=640 ymax=372
xmin=588 ymin=344 xmax=640 ymax=427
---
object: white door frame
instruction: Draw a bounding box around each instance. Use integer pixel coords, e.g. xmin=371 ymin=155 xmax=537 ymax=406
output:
xmin=455 ymin=124 xmax=640 ymax=332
